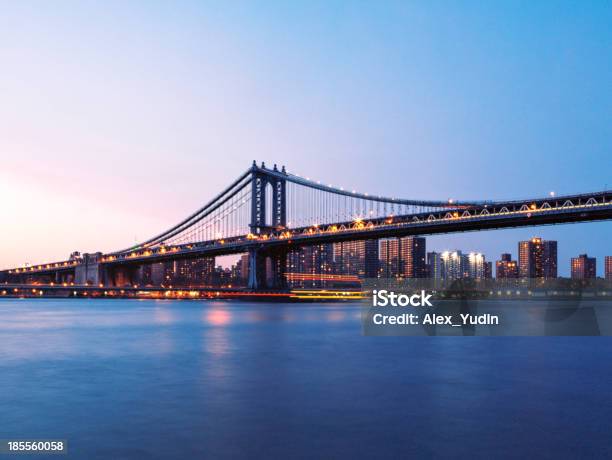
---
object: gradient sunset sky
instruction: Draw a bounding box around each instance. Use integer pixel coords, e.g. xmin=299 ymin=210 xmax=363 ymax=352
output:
xmin=1 ymin=1 xmax=610 ymax=275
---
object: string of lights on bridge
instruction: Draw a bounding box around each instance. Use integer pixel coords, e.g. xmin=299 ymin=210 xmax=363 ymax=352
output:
xmin=7 ymin=193 xmax=608 ymax=274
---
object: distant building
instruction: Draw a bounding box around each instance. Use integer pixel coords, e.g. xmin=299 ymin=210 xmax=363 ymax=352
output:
xmin=173 ymin=257 xmax=215 ymax=286
xmin=238 ymin=254 xmax=249 ymax=281
xmin=334 ymin=240 xmax=378 ymax=279
xmin=400 ymin=237 xmax=427 ymax=278
xmin=379 ymin=239 xmax=400 ymax=278
xmin=379 ymin=237 xmax=426 ymax=278
xmin=150 ymin=261 xmax=176 ymax=286
xmin=519 ymin=237 xmax=557 ymax=279
xmin=606 ymin=256 xmax=612 ymax=281
xmin=427 ymin=251 xmax=443 ymax=279
xmin=484 ymin=261 xmax=493 ymax=279
xmin=287 ymin=244 xmax=334 ymax=288
xmin=426 ymin=250 xmax=487 ymax=280
xmin=496 ymin=253 xmax=518 ymax=279
xmin=441 ymin=250 xmax=464 ymax=281
xmin=466 ymin=252 xmax=486 ymax=279
xmin=571 ymin=254 xmax=596 ymax=279
xmin=137 ymin=264 xmax=153 ymax=285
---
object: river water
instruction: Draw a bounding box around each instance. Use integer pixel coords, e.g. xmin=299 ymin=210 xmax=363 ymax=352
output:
xmin=1 ymin=299 xmax=611 ymax=459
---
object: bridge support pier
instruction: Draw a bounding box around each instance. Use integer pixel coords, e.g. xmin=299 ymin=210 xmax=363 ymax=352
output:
xmin=75 ymin=253 xmax=103 ymax=286
xmin=268 ymin=248 xmax=287 ymax=290
xmin=247 ymin=247 xmax=287 ymax=291
xmin=247 ymin=248 xmax=266 ymax=290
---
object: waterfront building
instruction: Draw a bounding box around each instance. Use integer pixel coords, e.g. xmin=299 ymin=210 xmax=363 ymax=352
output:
xmin=333 ymin=240 xmax=378 ymax=279
xmin=484 ymin=261 xmax=493 ymax=279
xmin=606 ymin=256 xmax=612 ymax=281
xmin=571 ymin=254 xmax=596 ymax=279
xmin=379 ymin=237 xmax=426 ymax=279
xmin=287 ymin=244 xmax=334 ymax=288
xmin=466 ymin=252 xmax=486 ymax=279
xmin=518 ymin=238 xmax=557 ymax=279
xmin=379 ymin=239 xmax=400 ymax=278
xmin=399 ymin=236 xmax=427 ymax=278
xmin=496 ymin=253 xmax=518 ymax=279
xmin=427 ymin=251 xmax=443 ymax=279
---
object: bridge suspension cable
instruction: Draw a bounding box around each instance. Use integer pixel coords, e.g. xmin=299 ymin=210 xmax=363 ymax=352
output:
xmin=111 ymin=162 xmax=483 ymax=254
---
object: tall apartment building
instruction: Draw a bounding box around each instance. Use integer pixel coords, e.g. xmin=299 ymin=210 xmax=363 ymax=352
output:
xmin=484 ymin=261 xmax=493 ymax=279
xmin=427 ymin=251 xmax=443 ymax=280
xmin=333 ymin=240 xmax=378 ymax=279
xmin=400 ymin=237 xmax=427 ymax=278
xmin=465 ymin=252 xmax=486 ymax=279
xmin=426 ymin=250 xmax=487 ymax=280
xmin=287 ymin=244 xmax=334 ymax=288
xmin=379 ymin=237 xmax=426 ymax=278
xmin=496 ymin=253 xmax=518 ymax=279
xmin=518 ymin=237 xmax=557 ymax=279
xmin=571 ymin=254 xmax=596 ymax=279
xmin=379 ymin=239 xmax=400 ymax=278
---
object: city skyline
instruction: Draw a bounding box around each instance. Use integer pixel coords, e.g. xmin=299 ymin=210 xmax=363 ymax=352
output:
xmin=1 ymin=2 xmax=610 ymax=273
xmin=213 ymin=234 xmax=610 ymax=284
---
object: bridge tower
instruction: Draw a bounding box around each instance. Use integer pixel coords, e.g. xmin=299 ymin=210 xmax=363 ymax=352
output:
xmin=248 ymin=162 xmax=287 ymax=290
xmin=250 ymin=161 xmax=286 ymax=234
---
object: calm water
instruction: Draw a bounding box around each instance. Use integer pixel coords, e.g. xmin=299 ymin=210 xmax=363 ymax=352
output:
xmin=1 ymin=299 xmax=611 ymax=459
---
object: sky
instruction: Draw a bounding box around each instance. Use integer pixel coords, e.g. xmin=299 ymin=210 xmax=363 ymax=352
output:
xmin=1 ymin=1 xmax=610 ymax=275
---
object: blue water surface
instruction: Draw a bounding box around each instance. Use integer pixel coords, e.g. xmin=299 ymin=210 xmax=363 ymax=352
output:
xmin=0 ymin=299 xmax=610 ymax=459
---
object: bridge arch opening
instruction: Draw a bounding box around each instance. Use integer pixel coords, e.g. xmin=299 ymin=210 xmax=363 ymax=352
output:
xmin=265 ymin=182 xmax=274 ymax=227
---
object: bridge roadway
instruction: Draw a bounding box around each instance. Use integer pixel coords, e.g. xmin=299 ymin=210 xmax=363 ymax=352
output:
xmin=2 ymin=190 xmax=611 ymax=279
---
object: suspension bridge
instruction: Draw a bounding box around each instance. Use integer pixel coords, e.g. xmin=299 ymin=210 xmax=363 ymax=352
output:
xmin=2 ymin=161 xmax=611 ymax=291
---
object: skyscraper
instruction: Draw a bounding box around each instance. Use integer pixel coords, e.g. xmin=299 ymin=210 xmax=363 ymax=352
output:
xmin=173 ymin=257 xmax=215 ymax=286
xmin=496 ymin=253 xmax=518 ymax=279
xmin=427 ymin=251 xmax=443 ymax=279
xmin=518 ymin=238 xmax=557 ymax=279
xmin=606 ymin=256 xmax=612 ymax=281
xmin=465 ymin=252 xmax=486 ymax=279
xmin=333 ymin=240 xmax=378 ymax=279
xmin=441 ymin=250 xmax=464 ymax=281
xmin=239 ymin=254 xmax=249 ymax=281
xmin=484 ymin=261 xmax=493 ymax=279
xmin=426 ymin=250 xmax=487 ymax=280
xmin=571 ymin=254 xmax=596 ymax=279
xmin=379 ymin=237 xmax=426 ymax=278
xmin=287 ymin=244 xmax=334 ymax=288
xmin=399 ymin=236 xmax=427 ymax=278
xmin=379 ymin=239 xmax=400 ymax=278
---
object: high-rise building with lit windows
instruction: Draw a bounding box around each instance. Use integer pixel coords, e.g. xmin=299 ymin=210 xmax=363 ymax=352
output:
xmin=519 ymin=237 xmax=557 ymax=279
xmin=571 ymin=254 xmax=596 ymax=279
xmin=427 ymin=250 xmax=487 ymax=280
xmin=379 ymin=237 xmax=426 ymax=278
xmin=239 ymin=254 xmax=249 ymax=281
xmin=287 ymin=244 xmax=334 ymax=288
xmin=496 ymin=253 xmax=518 ymax=279
xmin=466 ymin=252 xmax=486 ymax=279
xmin=173 ymin=257 xmax=215 ymax=286
xmin=379 ymin=239 xmax=400 ymax=278
xmin=427 ymin=251 xmax=443 ymax=279
xmin=441 ymin=250 xmax=464 ymax=280
xmin=484 ymin=261 xmax=493 ymax=279
xmin=606 ymin=256 xmax=612 ymax=281
xmin=333 ymin=240 xmax=378 ymax=279
xmin=399 ymin=236 xmax=427 ymax=278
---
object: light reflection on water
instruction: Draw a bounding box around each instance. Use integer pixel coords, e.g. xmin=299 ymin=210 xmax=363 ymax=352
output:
xmin=0 ymin=299 xmax=611 ymax=459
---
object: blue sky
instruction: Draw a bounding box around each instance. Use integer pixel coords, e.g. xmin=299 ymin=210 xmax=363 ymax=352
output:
xmin=1 ymin=1 xmax=610 ymax=274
